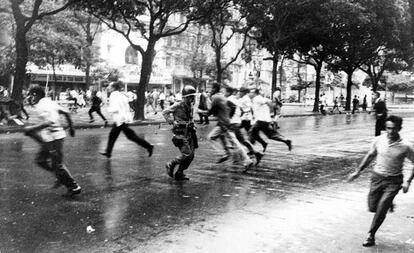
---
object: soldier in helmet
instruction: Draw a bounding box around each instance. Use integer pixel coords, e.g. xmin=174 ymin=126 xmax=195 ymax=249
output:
xmin=162 ymin=85 xmax=198 ymax=181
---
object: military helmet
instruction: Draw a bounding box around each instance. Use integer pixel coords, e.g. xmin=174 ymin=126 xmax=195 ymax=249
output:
xmin=182 ymin=85 xmax=196 ymax=97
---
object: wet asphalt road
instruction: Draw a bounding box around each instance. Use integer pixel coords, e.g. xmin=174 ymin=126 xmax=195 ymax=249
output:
xmin=1 ymin=112 xmax=414 ymax=253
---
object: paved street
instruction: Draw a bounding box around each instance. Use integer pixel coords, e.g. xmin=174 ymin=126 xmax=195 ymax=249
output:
xmin=1 ymin=113 xmax=414 ymax=252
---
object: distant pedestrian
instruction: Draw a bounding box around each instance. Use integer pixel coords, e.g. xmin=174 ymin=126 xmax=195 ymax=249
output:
xmin=167 ymin=92 xmax=175 ymax=106
xmin=100 ymin=81 xmax=154 ymax=159
xmin=197 ymin=89 xmax=209 ymax=125
xmin=162 ymin=85 xmax=198 ymax=181
xmin=88 ymin=91 xmax=108 ymax=126
xmin=348 ymin=115 xmax=414 ymax=247
xmin=352 ymin=95 xmax=359 ymax=114
xmin=126 ymin=89 xmax=137 ymax=112
xmin=159 ymin=91 xmax=166 ymax=110
xmin=372 ymin=91 xmax=387 ymax=136
xmin=24 ymin=86 xmax=81 ymax=196
xmin=331 ymin=96 xmax=341 ymax=114
xmin=362 ymin=95 xmax=368 ymax=111
xmin=319 ymin=93 xmax=327 ymax=115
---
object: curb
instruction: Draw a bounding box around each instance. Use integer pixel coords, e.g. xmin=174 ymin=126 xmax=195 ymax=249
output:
xmin=0 ymin=108 xmax=411 ymax=134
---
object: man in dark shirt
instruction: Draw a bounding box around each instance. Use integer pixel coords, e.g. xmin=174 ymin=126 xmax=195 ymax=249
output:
xmin=372 ymin=91 xmax=387 ymax=136
xmin=89 ymin=91 xmax=108 ymax=127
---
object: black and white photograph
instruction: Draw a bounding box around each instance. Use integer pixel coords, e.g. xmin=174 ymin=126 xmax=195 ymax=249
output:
xmin=1 ymin=0 xmax=414 ymax=252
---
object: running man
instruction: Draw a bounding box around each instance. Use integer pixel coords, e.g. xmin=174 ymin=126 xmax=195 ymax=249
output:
xmin=100 ymin=81 xmax=154 ymax=159
xmin=162 ymin=85 xmax=198 ymax=180
xmin=348 ymin=115 xmax=414 ymax=247
xmin=24 ymin=86 xmax=81 ymax=196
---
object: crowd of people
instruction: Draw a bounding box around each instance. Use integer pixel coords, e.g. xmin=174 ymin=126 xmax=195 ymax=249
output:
xmin=2 ymin=81 xmax=413 ymax=249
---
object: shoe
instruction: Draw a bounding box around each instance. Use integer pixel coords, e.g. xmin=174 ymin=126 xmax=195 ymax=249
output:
xmin=174 ymin=174 xmax=189 ymax=181
xmin=166 ymin=162 xmax=174 ymax=178
xmin=362 ymin=235 xmax=375 ymax=247
xmin=89 ymin=119 xmax=95 ymax=123
xmin=286 ymin=140 xmax=292 ymax=151
xmin=51 ymin=180 xmax=63 ymax=189
xmin=217 ymin=155 xmax=229 ymax=163
xmin=255 ymin=152 xmax=263 ymax=166
xmin=243 ymin=160 xmax=254 ymax=173
xmin=263 ymin=143 xmax=268 ymax=153
xmin=147 ymin=145 xmax=154 ymax=157
xmin=104 ymin=121 xmax=108 ymax=128
xmin=67 ymin=185 xmax=82 ymax=196
xmin=100 ymin=152 xmax=111 ymax=159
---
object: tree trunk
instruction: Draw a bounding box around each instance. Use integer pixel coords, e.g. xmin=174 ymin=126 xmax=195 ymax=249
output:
xmin=215 ymin=48 xmax=222 ymax=83
xmin=271 ymin=53 xmax=278 ymax=100
xmin=134 ymin=40 xmax=156 ymax=120
xmin=345 ymin=71 xmax=353 ymax=111
xmin=11 ymin=24 xmax=27 ymax=103
xmin=312 ymin=64 xmax=322 ymax=112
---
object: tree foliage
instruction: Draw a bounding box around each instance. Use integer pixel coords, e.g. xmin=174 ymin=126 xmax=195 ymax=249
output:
xmin=81 ymin=0 xmax=218 ymax=120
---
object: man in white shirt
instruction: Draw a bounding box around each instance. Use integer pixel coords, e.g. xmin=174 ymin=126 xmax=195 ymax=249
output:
xmin=249 ymin=88 xmax=292 ymax=152
xmin=348 ymin=115 xmax=414 ymax=247
xmin=225 ymin=86 xmax=262 ymax=168
xmin=100 ymin=81 xmax=154 ymax=159
xmin=239 ymin=87 xmax=253 ymax=131
xmin=24 ymin=86 xmax=81 ymax=196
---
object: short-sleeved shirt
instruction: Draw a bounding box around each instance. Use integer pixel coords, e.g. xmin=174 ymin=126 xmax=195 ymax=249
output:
xmin=35 ymin=97 xmax=67 ymax=142
xmin=239 ymin=94 xmax=252 ymax=121
xmin=252 ymin=95 xmax=272 ymax=122
xmin=370 ymin=135 xmax=414 ymax=177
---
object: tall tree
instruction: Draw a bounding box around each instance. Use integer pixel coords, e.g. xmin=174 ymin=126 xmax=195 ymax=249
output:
xmin=240 ymin=0 xmax=313 ymax=99
xmin=198 ymin=0 xmax=251 ymax=83
xmin=6 ymin=0 xmax=77 ymax=103
xmin=29 ymin=12 xmax=83 ymax=96
xmin=358 ymin=0 xmax=412 ymax=92
xmin=83 ymin=0 xmax=217 ymax=120
xmin=325 ymin=0 xmax=380 ymax=110
xmin=290 ymin=0 xmax=334 ymax=112
xmin=73 ymin=10 xmax=102 ymax=89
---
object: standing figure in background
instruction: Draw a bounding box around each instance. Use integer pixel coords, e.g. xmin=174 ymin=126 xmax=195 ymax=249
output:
xmin=197 ymin=89 xmax=209 ymax=125
xmin=362 ymin=95 xmax=368 ymax=111
xmin=352 ymin=95 xmax=360 ymax=114
xmin=163 ymin=85 xmax=198 ymax=181
xmin=372 ymin=91 xmax=387 ymax=136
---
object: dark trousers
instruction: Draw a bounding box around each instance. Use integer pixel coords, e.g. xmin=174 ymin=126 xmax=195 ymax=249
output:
xmin=105 ymin=123 xmax=152 ymax=155
xmin=170 ymin=134 xmax=195 ymax=176
xmin=230 ymin=123 xmax=257 ymax=155
xmin=35 ymin=139 xmax=77 ymax=189
xmin=249 ymin=120 xmax=288 ymax=148
xmin=160 ymin=100 xmax=165 ymax=110
xmin=375 ymin=116 xmax=386 ymax=136
xmin=367 ymin=172 xmax=402 ymax=235
xmin=198 ymin=113 xmax=209 ymax=124
xmin=89 ymin=107 xmax=106 ymax=121
xmin=241 ymin=120 xmax=251 ymax=132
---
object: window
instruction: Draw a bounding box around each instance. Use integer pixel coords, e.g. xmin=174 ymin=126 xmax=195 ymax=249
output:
xmin=125 ymin=46 xmax=138 ymax=64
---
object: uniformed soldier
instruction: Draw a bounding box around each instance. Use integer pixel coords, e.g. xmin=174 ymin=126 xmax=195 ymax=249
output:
xmin=162 ymin=85 xmax=198 ymax=181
